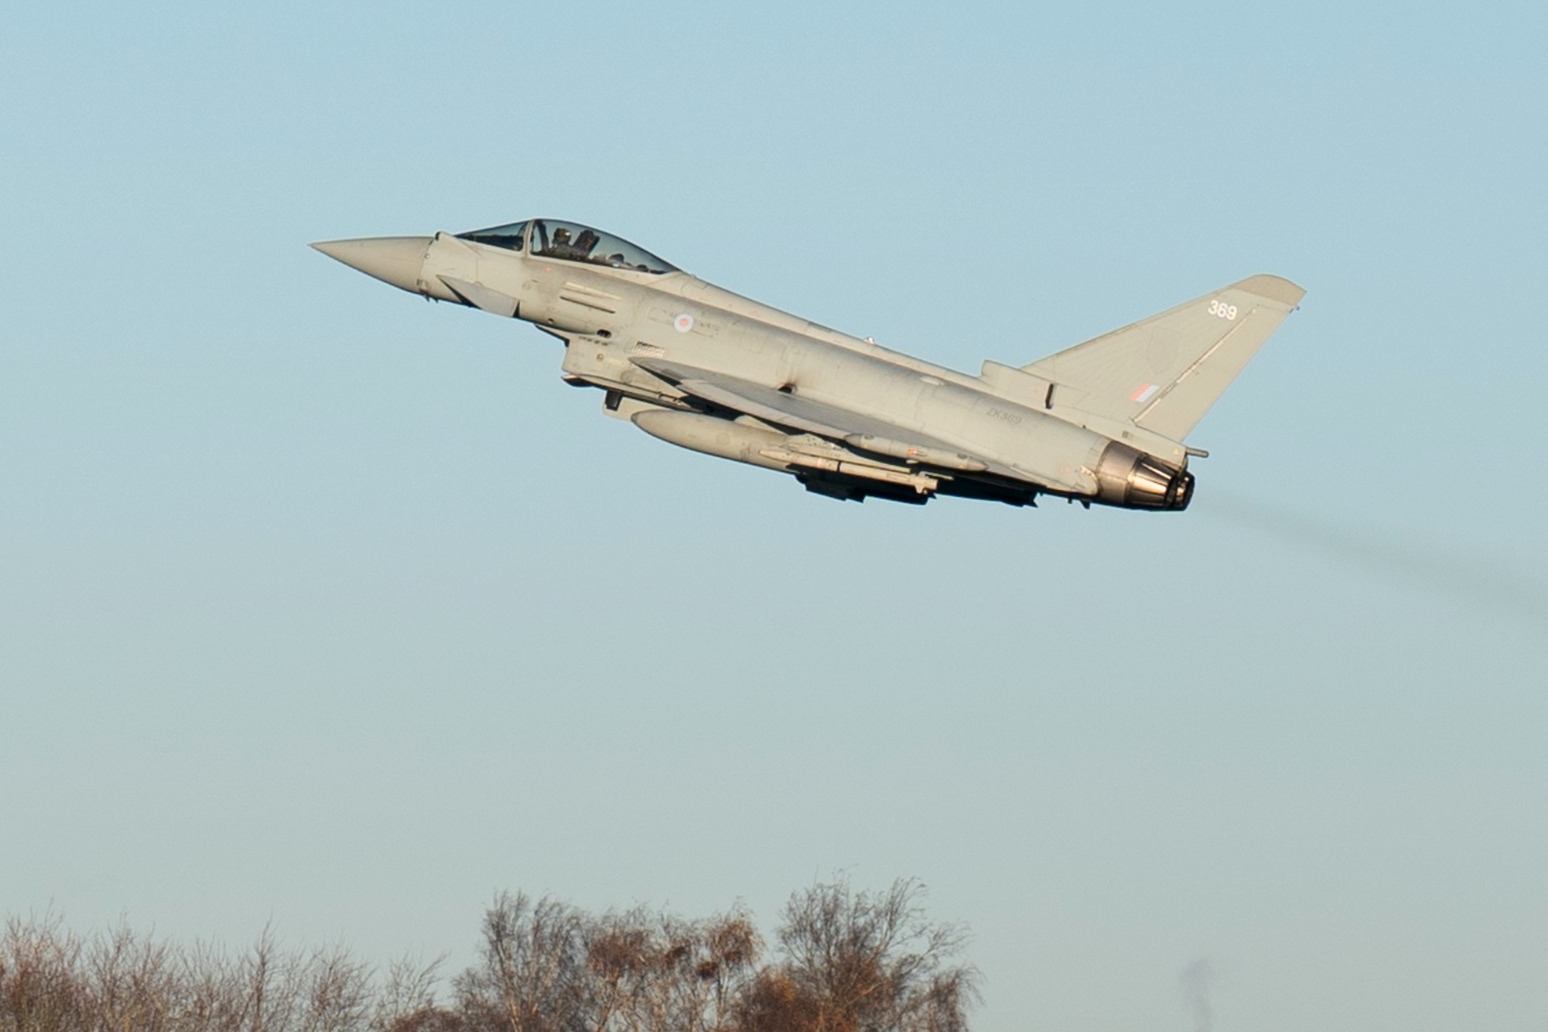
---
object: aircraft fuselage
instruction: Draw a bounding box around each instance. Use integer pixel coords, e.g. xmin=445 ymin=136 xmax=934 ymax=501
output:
xmin=314 ymin=219 xmax=1304 ymax=509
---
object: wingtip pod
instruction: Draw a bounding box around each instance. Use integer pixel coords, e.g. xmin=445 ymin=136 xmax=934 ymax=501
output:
xmin=1234 ymin=274 xmax=1306 ymax=308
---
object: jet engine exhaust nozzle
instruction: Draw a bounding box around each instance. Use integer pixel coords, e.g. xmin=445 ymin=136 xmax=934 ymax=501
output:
xmin=1094 ymin=441 xmax=1193 ymax=511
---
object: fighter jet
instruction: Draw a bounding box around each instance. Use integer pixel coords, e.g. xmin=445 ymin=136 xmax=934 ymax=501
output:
xmin=313 ymin=219 xmax=1303 ymax=510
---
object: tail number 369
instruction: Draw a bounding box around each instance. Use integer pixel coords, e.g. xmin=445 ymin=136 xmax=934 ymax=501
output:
xmin=1208 ymin=300 xmax=1239 ymax=320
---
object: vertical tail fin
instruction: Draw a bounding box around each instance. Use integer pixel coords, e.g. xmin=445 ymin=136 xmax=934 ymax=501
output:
xmin=1022 ymin=275 xmax=1304 ymax=440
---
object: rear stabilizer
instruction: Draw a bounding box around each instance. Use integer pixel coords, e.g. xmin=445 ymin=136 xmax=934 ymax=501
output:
xmin=1020 ymin=275 xmax=1304 ymax=441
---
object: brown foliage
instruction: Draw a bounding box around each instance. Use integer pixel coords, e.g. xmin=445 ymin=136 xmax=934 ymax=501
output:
xmin=730 ymin=971 xmax=825 ymax=1032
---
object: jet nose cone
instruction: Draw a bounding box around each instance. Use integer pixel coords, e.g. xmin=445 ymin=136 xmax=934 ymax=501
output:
xmin=311 ymin=236 xmax=434 ymax=294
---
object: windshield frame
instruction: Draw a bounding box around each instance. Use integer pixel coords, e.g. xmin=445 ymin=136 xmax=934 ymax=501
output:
xmin=454 ymin=221 xmax=530 ymax=252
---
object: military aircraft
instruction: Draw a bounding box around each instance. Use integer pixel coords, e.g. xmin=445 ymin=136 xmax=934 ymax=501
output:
xmin=313 ymin=219 xmax=1303 ymax=510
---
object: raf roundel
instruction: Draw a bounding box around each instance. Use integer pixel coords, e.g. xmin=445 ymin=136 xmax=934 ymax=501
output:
xmin=673 ymin=313 xmax=695 ymax=333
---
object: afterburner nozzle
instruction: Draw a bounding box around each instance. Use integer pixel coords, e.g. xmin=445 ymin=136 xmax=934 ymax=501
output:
xmin=1093 ymin=441 xmax=1193 ymax=510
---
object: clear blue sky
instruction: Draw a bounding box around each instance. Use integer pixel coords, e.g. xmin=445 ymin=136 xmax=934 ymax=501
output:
xmin=3 ymin=3 xmax=1546 ymax=1030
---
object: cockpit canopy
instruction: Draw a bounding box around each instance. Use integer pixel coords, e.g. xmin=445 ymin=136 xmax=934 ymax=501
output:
xmin=455 ymin=219 xmax=678 ymax=274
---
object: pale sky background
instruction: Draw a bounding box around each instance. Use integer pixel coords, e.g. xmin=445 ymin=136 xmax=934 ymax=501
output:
xmin=3 ymin=3 xmax=1546 ymax=1030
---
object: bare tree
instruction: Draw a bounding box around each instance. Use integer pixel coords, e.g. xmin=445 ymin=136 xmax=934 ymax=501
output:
xmin=695 ymin=909 xmax=762 ymax=1030
xmin=454 ymin=894 xmax=591 ymax=1032
xmin=0 ymin=912 xmax=87 ymax=1032
xmin=236 ymin=925 xmax=298 ymax=1032
xmin=585 ymin=906 xmax=762 ymax=1032
xmin=83 ymin=922 xmax=177 ymax=1032
xmin=0 ymin=878 xmax=976 ymax=1032
xmin=0 ymin=917 xmax=433 ymax=1032
xmin=297 ymin=945 xmax=373 ymax=1032
xmin=371 ymin=955 xmax=450 ymax=1032
xmin=177 ymin=939 xmax=250 ymax=1032
xmin=757 ymin=878 xmax=979 ymax=1032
